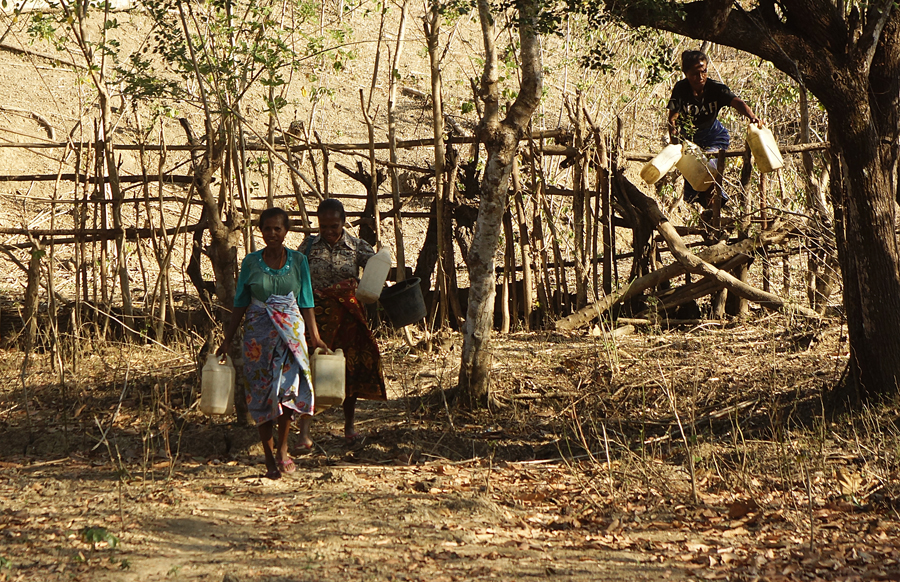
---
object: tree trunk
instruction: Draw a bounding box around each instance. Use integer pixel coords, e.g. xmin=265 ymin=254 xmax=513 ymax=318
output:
xmin=414 ymin=198 xmax=439 ymax=285
xmin=424 ymin=6 xmax=449 ymax=328
xmin=179 ymin=118 xmax=249 ymax=423
xmin=387 ymin=0 xmax=410 ymax=282
xmin=458 ymin=0 xmax=543 ymax=407
xmin=512 ymin=162 xmax=533 ymax=330
xmin=829 ymin=112 xmax=900 ymax=401
xmin=568 ymin=97 xmax=588 ymax=308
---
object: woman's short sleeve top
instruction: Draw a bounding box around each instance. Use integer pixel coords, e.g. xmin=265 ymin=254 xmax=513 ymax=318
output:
xmin=300 ymin=231 xmax=375 ymax=291
xmin=234 ymin=249 xmax=315 ymax=308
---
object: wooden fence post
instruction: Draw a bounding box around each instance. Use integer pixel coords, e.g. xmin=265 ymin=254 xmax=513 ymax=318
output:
xmin=511 ymin=157 xmax=533 ymax=330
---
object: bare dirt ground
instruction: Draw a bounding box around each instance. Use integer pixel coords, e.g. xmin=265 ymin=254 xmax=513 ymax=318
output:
xmin=2 ymin=315 xmax=900 ymax=582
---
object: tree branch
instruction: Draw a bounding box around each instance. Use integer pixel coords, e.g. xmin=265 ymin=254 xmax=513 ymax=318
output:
xmin=704 ymin=0 xmax=734 ymax=35
xmin=612 ymin=0 xmax=827 ymax=89
xmin=555 ymin=222 xmax=793 ymax=331
xmin=857 ymin=0 xmax=895 ymax=70
xmin=782 ymin=0 xmax=844 ymax=53
xmin=619 ymin=174 xmax=821 ymax=319
xmin=868 ymin=11 xmax=900 ymax=143
xmin=476 ymin=0 xmax=501 ymax=131
xmin=177 ymin=1 xmax=215 ymax=160
xmin=505 ymin=0 xmax=543 ymax=131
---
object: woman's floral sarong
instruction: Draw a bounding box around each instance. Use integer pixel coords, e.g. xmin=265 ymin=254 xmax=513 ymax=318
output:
xmin=242 ymin=292 xmax=314 ymax=424
xmin=314 ymin=279 xmax=387 ymax=401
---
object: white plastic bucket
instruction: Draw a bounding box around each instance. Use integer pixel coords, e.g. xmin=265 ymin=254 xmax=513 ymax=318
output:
xmin=200 ymin=353 xmax=235 ymax=416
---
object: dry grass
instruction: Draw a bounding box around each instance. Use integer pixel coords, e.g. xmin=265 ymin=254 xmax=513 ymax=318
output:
xmin=2 ymin=309 xmax=900 ymax=580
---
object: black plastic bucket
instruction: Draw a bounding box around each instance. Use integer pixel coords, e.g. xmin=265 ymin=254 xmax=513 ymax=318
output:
xmin=379 ymin=277 xmax=426 ymax=327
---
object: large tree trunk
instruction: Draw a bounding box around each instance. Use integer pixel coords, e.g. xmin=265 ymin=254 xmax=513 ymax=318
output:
xmin=828 ymin=108 xmax=900 ymax=401
xmin=458 ymin=0 xmax=543 ymax=407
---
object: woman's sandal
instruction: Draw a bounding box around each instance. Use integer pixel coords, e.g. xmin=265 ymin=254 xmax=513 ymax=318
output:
xmin=345 ymin=431 xmax=364 ymax=445
xmin=277 ymin=457 xmax=296 ymax=474
xmin=265 ymin=468 xmax=282 ymax=480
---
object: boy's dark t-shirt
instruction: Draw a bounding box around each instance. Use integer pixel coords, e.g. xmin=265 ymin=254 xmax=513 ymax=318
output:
xmin=666 ymin=78 xmax=737 ymax=135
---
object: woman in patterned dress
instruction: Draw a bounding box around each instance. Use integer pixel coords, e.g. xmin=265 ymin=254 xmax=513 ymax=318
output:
xmin=217 ymin=207 xmax=327 ymax=479
xmin=300 ymin=199 xmax=387 ymax=443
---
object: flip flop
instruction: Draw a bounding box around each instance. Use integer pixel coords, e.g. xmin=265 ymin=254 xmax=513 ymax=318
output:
xmin=345 ymin=432 xmax=364 ymax=444
xmin=265 ymin=468 xmax=282 ymax=480
xmin=277 ymin=458 xmax=296 ymax=474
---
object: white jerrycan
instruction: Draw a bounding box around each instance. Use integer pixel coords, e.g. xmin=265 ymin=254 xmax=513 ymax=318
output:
xmin=641 ymin=143 xmax=683 ymax=185
xmin=356 ymin=246 xmax=392 ymax=304
xmin=310 ymin=348 xmax=345 ymax=410
xmin=676 ymin=141 xmax=717 ymax=191
xmin=200 ymin=353 xmax=235 ymax=415
xmin=746 ymin=123 xmax=784 ymax=173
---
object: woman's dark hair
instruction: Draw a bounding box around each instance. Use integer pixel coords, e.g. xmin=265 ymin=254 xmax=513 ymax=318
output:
xmin=258 ymin=207 xmax=291 ymax=230
xmin=681 ymin=50 xmax=708 ymax=72
xmin=317 ymin=198 xmax=346 ymax=221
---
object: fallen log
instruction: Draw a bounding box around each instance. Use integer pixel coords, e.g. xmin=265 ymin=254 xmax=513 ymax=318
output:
xmin=556 ymin=192 xmax=803 ymax=331
xmin=557 ymin=233 xmax=782 ymax=331
xmin=639 ymin=254 xmax=751 ymax=317
xmin=619 ymin=174 xmax=820 ymax=320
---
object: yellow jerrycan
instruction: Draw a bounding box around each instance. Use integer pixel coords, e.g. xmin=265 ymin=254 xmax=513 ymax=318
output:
xmin=746 ymin=122 xmax=784 ymax=173
xmin=675 ymin=141 xmax=716 ymax=192
xmin=641 ymin=143 xmax=683 ymax=185
xmin=310 ymin=348 xmax=346 ymax=410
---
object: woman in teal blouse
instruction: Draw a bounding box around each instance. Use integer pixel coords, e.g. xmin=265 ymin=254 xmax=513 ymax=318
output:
xmin=218 ymin=207 xmax=327 ymax=480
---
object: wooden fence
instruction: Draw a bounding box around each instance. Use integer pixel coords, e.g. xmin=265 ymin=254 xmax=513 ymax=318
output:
xmin=0 ymin=119 xmax=836 ymax=345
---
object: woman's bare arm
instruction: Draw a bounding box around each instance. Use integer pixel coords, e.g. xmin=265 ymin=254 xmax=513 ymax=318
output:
xmin=301 ymin=307 xmax=328 ymax=352
xmin=216 ymin=305 xmax=249 ymax=358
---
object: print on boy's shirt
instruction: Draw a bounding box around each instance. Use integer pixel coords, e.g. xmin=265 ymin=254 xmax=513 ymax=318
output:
xmin=681 ymin=102 xmax=719 ymax=118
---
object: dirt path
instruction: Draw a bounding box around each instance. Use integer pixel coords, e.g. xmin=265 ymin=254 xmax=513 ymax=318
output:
xmin=0 ymin=351 xmax=698 ymax=582
xmin=2 ymin=458 xmax=687 ymax=582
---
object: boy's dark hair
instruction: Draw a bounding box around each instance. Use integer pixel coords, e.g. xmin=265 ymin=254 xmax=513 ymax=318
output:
xmin=258 ymin=207 xmax=291 ymax=230
xmin=681 ymin=50 xmax=708 ymax=72
xmin=317 ymin=198 xmax=346 ymax=221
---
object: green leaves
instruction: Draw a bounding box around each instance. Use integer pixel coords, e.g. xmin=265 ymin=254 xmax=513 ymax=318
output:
xmin=80 ymin=526 xmax=119 ymax=550
xmin=120 ymin=0 xmax=325 ymax=113
xmin=579 ymin=25 xmax=677 ymax=84
xmin=303 ymin=25 xmax=357 ymax=76
xmin=118 ymin=51 xmax=182 ymax=102
xmin=27 ymin=13 xmax=65 ymax=52
xmin=581 ymin=44 xmax=615 ymax=73
xmin=437 ymin=0 xmax=476 ymax=19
